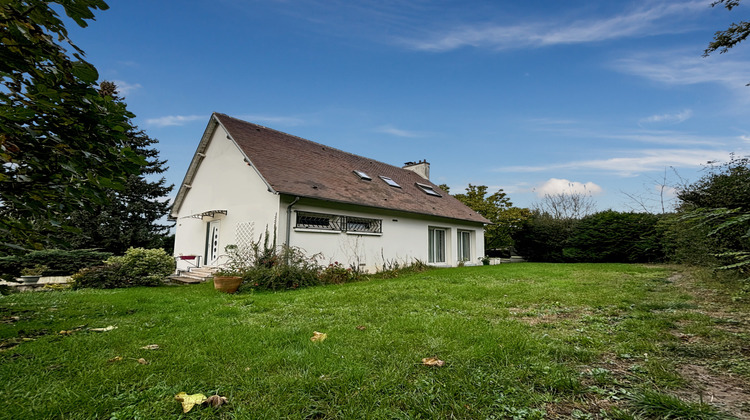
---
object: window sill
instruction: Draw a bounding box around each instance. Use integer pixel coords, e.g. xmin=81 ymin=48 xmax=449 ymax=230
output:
xmin=345 ymin=231 xmax=382 ymax=236
xmin=427 ymin=262 xmax=450 ymax=267
xmin=293 ymin=228 xmax=341 ymax=234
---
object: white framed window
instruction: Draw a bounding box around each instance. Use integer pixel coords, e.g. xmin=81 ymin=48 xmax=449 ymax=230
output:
xmin=428 ymin=227 xmax=446 ymax=263
xmin=458 ymin=230 xmax=471 ymax=262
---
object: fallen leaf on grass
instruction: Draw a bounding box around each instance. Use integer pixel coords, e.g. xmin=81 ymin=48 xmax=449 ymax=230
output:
xmin=356 ymin=325 xmax=366 ymax=331
xmin=422 ymin=357 xmax=445 ymax=367
xmin=90 ymin=325 xmax=117 ymax=332
xmin=60 ymin=325 xmax=87 ymax=335
xmin=108 ymin=356 xmax=123 ymax=363
xmin=310 ymin=331 xmax=327 ymax=342
xmin=204 ymin=395 xmax=228 ymax=408
xmin=137 ymin=358 xmax=149 ymax=365
xmin=140 ymin=344 xmax=160 ymax=350
xmin=175 ymin=392 xmax=206 ymax=413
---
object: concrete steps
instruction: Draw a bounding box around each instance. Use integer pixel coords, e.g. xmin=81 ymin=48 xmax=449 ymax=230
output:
xmin=169 ymin=267 xmax=218 ymax=285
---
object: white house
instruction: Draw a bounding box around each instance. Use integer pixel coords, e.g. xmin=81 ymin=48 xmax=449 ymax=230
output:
xmin=170 ymin=113 xmax=489 ymax=273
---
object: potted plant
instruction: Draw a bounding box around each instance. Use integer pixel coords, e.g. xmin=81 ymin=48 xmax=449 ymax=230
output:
xmin=213 ymin=245 xmax=248 ymax=293
xmin=20 ymin=264 xmax=48 ymax=283
xmin=481 ymin=256 xmax=491 ymax=266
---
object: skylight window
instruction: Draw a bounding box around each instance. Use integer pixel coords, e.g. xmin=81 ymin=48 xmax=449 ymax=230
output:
xmin=416 ymin=183 xmax=442 ymax=197
xmin=379 ymin=176 xmax=401 ymax=188
xmin=353 ymin=170 xmax=371 ymax=180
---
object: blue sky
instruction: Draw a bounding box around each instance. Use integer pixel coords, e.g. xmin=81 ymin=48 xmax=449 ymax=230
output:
xmin=66 ymin=0 xmax=749 ymax=212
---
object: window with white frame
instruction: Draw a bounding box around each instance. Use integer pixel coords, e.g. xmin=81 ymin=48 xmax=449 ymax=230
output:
xmin=458 ymin=230 xmax=471 ymax=262
xmin=428 ymin=227 xmax=446 ymax=263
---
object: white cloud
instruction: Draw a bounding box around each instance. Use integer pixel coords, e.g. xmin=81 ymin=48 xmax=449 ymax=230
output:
xmin=239 ymin=114 xmax=306 ymax=126
xmin=613 ymin=50 xmax=750 ymax=90
xmin=639 ymin=109 xmax=693 ymax=125
xmin=400 ymin=1 xmax=707 ymax=51
xmin=741 ymin=135 xmax=750 ymax=143
xmin=527 ymin=118 xmax=726 ymax=146
xmin=535 ymin=178 xmax=603 ymax=197
xmin=497 ymin=149 xmax=730 ymax=177
xmin=146 ymin=115 xmax=204 ymax=127
xmin=375 ymin=124 xmax=424 ymax=138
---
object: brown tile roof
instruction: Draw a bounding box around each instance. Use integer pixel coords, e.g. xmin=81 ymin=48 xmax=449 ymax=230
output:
xmin=214 ymin=113 xmax=489 ymax=224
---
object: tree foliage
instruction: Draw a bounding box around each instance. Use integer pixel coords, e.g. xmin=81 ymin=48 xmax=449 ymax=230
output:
xmin=534 ymin=191 xmax=596 ymax=220
xmin=50 ymin=82 xmax=174 ymax=254
xmin=449 ymin=184 xmax=531 ymax=249
xmin=674 ymin=155 xmax=750 ymax=275
xmin=705 ymin=0 xmax=750 ymax=56
xmin=0 ymin=0 xmax=145 ymax=252
xmin=705 ymin=0 xmax=750 ymax=85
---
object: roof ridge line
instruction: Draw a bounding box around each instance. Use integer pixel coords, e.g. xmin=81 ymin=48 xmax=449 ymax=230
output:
xmin=213 ymin=113 xmax=431 ymax=182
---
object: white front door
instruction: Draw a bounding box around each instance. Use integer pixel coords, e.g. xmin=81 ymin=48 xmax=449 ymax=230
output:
xmin=206 ymin=220 xmax=221 ymax=265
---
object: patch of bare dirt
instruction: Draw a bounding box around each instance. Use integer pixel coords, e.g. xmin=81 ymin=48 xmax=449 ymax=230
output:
xmin=544 ymin=396 xmax=621 ymax=419
xmin=508 ymin=306 xmax=591 ymax=326
xmin=666 ymin=269 xmax=750 ymax=418
xmin=675 ymin=364 xmax=750 ymax=419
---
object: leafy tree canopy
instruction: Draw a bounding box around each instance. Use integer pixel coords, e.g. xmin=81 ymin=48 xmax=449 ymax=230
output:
xmin=676 ymin=154 xmax=750 ymax=275
xmin=50 ymin=82 xmax=175 ymax=254
xmin=705 ymin=0 xmax=750 ymax=56
xmin=705 ymin=0 xmax=750 ymax=85
xmin=1 ymin=0 xmax=145 ymax=252
xmin=677 ymin=154 xmax=750 ymax=211
xmin=445 ymin=184 xmax=531 ymax=250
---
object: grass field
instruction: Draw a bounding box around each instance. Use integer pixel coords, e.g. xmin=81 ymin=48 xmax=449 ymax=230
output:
xmin=1 ymin=263 xmax=748 ymax=419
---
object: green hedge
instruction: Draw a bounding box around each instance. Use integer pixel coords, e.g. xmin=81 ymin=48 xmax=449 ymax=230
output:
xmin=0 ymin=249 xmax=112 ymax=277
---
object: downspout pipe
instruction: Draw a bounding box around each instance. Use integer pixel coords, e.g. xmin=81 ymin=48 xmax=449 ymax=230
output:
xmin=285 ymin=196 xmax=300 ymax=247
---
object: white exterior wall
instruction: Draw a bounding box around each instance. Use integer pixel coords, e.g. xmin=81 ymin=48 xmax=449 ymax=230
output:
xmin=173 ymin=125 xmax=280 ymax=270
xmin=282 ymin=200 xmax=485 ymax=273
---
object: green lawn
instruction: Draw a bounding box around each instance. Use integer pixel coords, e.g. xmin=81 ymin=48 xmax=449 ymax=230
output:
xmin=1 ymin=263 xmax=748 ymax=419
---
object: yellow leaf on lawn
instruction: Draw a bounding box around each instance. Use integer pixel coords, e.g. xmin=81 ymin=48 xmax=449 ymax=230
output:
xmin=107 ymin=356 xmax=122 ymax=363
xmin=140 ymin=344 xmax=160 ymax=350
xmin=175 ymin=392 xmax=207 ymax=413
xmin=422 ymin=357 xmax=445 ymax=367
xmin=310 ymin=331 xmax=327 ymax=342
xmin=137 ymin=358 xmax=148 ymax=365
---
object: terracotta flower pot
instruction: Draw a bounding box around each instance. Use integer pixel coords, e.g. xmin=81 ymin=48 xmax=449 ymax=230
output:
xmin=213 ymin=276 xmax=242 ymax=294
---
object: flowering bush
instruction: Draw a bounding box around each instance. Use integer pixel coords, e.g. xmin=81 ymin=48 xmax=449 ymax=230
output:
xmin=319 ymin=261 xmax=357 ymax=284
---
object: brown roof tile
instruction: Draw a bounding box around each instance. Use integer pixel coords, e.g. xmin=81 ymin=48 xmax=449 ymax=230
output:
xmin=214 ymin=113 xmax=489 ymax=224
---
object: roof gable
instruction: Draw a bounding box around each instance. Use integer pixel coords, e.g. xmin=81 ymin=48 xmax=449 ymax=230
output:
xmin=184 ymin=113 xmax=489 ymax=224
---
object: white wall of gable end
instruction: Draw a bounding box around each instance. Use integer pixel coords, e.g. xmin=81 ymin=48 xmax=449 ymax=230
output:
xmin=173 ymin=125 xmax=280 ymax=268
